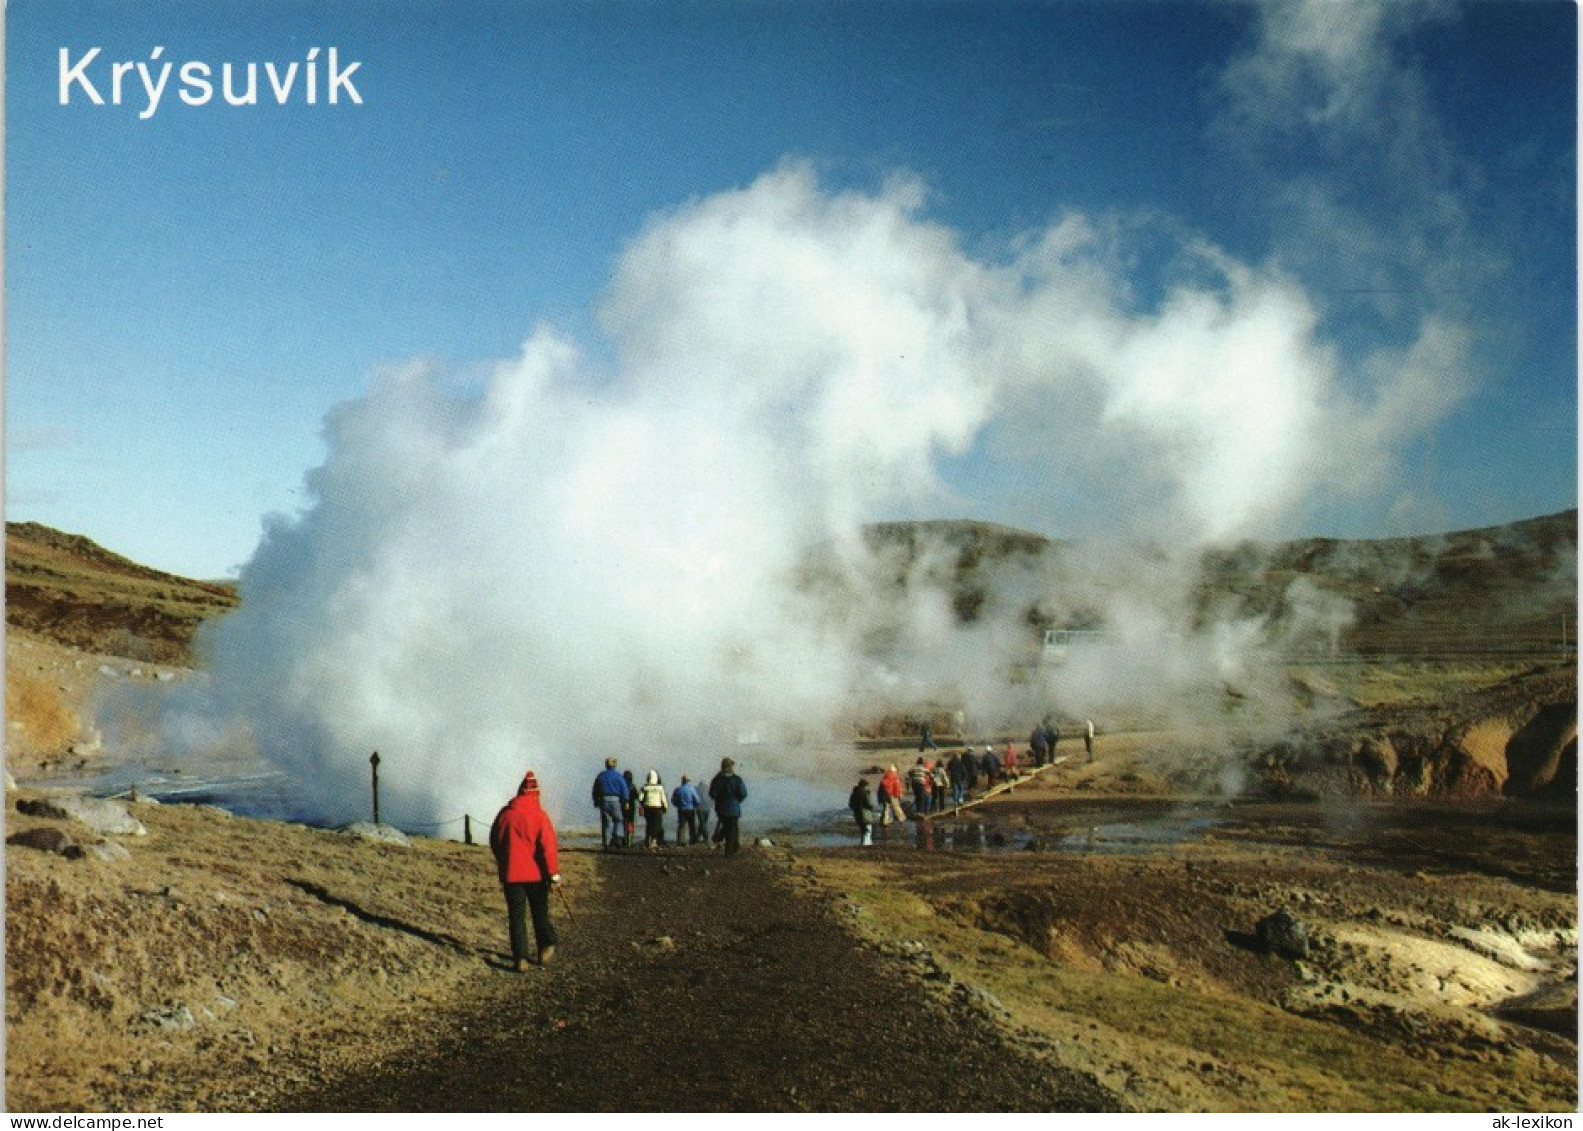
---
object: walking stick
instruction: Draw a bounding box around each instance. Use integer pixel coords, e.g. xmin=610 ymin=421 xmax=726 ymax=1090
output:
xmin=554 ymin=881 xmax=576 ymax=925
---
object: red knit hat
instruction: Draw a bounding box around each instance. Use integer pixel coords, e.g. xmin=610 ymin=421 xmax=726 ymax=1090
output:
xmin=519 ymin=771 xmax=540 ymax=794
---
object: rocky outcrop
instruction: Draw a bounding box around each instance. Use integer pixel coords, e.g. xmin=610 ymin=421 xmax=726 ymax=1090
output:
xmin=7 ymin=826 xmax=80 ymax=856
xmin=335 ymin=822 xmax=411 ymax=846
xmin=1256 ymin=666 xmax=1577 ymax=801
xmin=16 ymin=794 xmax=147 ymax=836
xmin=1504 ymin=702 xmax=1579 ymax=799
xmin=1255 ymin=909 xmax=1311 ymax=960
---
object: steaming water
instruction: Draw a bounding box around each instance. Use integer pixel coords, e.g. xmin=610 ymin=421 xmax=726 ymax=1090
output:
xmin=31 ymin=748 xmax=1230 ymax=856
xmin=22 ymin=761 xmax=307 ymax=822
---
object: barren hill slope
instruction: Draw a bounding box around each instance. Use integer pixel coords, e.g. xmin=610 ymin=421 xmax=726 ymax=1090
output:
xmin=5 ymin=522 xmax=237 ymax=664
xmin=858 ymin=510 xmax=1578 ymax=658
xmin=9 ymin=511 xmax=1575 ymax=666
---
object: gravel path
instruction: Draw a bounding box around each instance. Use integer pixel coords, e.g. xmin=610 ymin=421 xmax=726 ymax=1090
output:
xmin=284 ymin=846 xmax=1124 ymax=1112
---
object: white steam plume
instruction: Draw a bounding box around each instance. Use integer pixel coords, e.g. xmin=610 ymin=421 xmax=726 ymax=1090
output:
xmin=162 ymin=161 xmax=1466 ymax=830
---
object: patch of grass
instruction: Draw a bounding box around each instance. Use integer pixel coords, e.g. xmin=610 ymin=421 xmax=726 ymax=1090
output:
xmin=1331 ymin=661 xmax=1542 ymax=709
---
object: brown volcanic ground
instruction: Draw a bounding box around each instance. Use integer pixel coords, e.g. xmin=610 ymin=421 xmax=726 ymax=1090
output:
xmin=3 ymin=517 xmax=1578 ymax=1112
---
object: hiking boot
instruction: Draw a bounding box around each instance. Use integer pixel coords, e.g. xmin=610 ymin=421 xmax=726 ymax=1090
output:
xmin=512 ymin=958 xmax=528 ymax=974
xmin=538 ymin=946 xmax=556 ymax=967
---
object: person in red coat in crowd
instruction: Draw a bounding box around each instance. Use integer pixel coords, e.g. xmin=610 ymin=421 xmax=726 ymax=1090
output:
xmin=489 ymin=770 xmax=562 ymax=972
xmin=878 ymin=764 xmax=907 ymax=826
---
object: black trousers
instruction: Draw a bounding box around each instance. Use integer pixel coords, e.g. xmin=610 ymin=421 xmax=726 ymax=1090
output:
xmin=643 ymin=807 xmax=666 ymax=846
xmin=715 ymin=815 xmax=740 ymax=855
xmin=503 ymin=881 xmax=557 ymax=961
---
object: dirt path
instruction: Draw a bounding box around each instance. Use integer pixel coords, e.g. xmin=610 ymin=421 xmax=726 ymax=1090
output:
xmin=281 ymin=846 xmax=1124 ymax=1112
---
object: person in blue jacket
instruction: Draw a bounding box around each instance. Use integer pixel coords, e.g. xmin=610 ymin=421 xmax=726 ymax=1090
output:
xmin=591 ymin=757 xmax=630 ymax=851
xmin=708 ymin=757 xmax=748 ymax=857
xmin=672 ymin=774 xmax=704 ymax=845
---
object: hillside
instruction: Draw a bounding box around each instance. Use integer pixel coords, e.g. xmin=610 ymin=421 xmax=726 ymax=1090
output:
xmin=5 ymin=522 xmax=237 ymax=664
xmin=1201 ymin=511 xmax=1578 ymax=657
xmin=8 ymin=511 xmax=1575 ymax=668
xmin=858 ymin=510 xmax=1578 ymax=659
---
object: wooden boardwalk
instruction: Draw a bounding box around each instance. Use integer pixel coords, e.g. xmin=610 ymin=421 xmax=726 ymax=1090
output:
xmin=923 ymin=755 xmax=1068 ymax=820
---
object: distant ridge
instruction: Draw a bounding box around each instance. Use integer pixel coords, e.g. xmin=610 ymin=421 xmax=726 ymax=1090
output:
xmin=6 ymin=511 xmax=1576 ymax=664
xmin=857 ymin=510 xmax=1578 ymax=658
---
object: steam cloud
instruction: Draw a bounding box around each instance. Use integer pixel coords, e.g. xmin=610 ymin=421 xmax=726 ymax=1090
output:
xmin=154 ymin=162 xmax=1465 ymax=830
xmin=160 ymin=9 xmax=1491 ymax=829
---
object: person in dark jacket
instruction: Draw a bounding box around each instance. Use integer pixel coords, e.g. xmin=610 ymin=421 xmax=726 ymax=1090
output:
xmin=621 ymin=769 xmax=637 ymax=848
xmin=848 ymin=778 xmax=875 ymax=846
xmin=591 ymin=757 xmax=629 ymax=851
xmin=947 ymin=750 xmax=969 ymax=807
xmin=981 ymin=745 xmax=1001 ymax=788
xmin=1030 ymin=725 xmax=1051 ymax=767
xmin=490 ymin=770 xmax=561 ymax=972
xmin=708 ymin=757 xmax=748 ymax=856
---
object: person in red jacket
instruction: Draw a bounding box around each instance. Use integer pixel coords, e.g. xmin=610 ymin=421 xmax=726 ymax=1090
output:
xmin=489 ymin=770 xmax=562 ymax=972
xmin=878 ymin=764 xmax=907 ymax=826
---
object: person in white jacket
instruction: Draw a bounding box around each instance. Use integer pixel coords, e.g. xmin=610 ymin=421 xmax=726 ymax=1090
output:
xmin=639 ymin=769 xmax=669 ymax=849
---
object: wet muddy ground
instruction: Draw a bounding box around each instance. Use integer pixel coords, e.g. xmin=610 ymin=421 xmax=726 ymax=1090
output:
xmin=790 ymin=779 xmax=1577 ymax=1111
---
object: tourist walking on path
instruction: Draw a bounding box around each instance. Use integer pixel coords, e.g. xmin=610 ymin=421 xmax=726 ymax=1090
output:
xmin=908 ymin=757 xmax=933 ymax=816
xmin=591 ymin=758 xmax=630 ymax=851
xmin=981 ymin=745 xmax=1001 ymax=789
xmin=696 ymin=775 xmax=714 ymax=843
xmin=489 ymin=770 xmax=561 ymax=972
xmin=878 ymin=764 xmax=907 ymax=826
xmin=1030 ymin=724 xmax=1050 ymax=767
xmin=639 ymin=770 xmax=669 ymax=849
xmin=672 ymin=775 xmax=703 ymax=845
xmin=932 ymin=758 xmax=950 ymax=808
xmin=947 ymin=749 xmax=968 ymax=807
xmin=621 ymin=770 xmax=638 ymax=848
xmin=848 ymin=778 xmax=875 ymax=846
xmin=709 ymin=757 xmax=748 ymax=856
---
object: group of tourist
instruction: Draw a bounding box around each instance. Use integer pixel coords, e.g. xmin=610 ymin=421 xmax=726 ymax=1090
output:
xmin=486 ymin=718 xmax=1097 ymax=971
xmin=487 ymin=755 xmax=752 ymax=974
xmin=848 ymin=717 xmax=1097 ymax=845
xmin=589 ymin=756 xmax=748 ymax=856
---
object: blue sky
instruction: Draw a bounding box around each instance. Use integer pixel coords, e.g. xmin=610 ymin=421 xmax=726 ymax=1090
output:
xmin=7 ymin=0 xmax=1577 ymax=579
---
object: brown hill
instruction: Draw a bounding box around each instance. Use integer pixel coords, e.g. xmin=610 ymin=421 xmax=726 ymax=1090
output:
xmin=8 ymin=512 xmax=1575 ymax=667
xmin=1200 ymin=511 xmax=1578 ymax=657
xmin=5 ymin=522 xmax=238 ymax=664
xmin=860 ymin=511 xmax=1578 ymax=659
